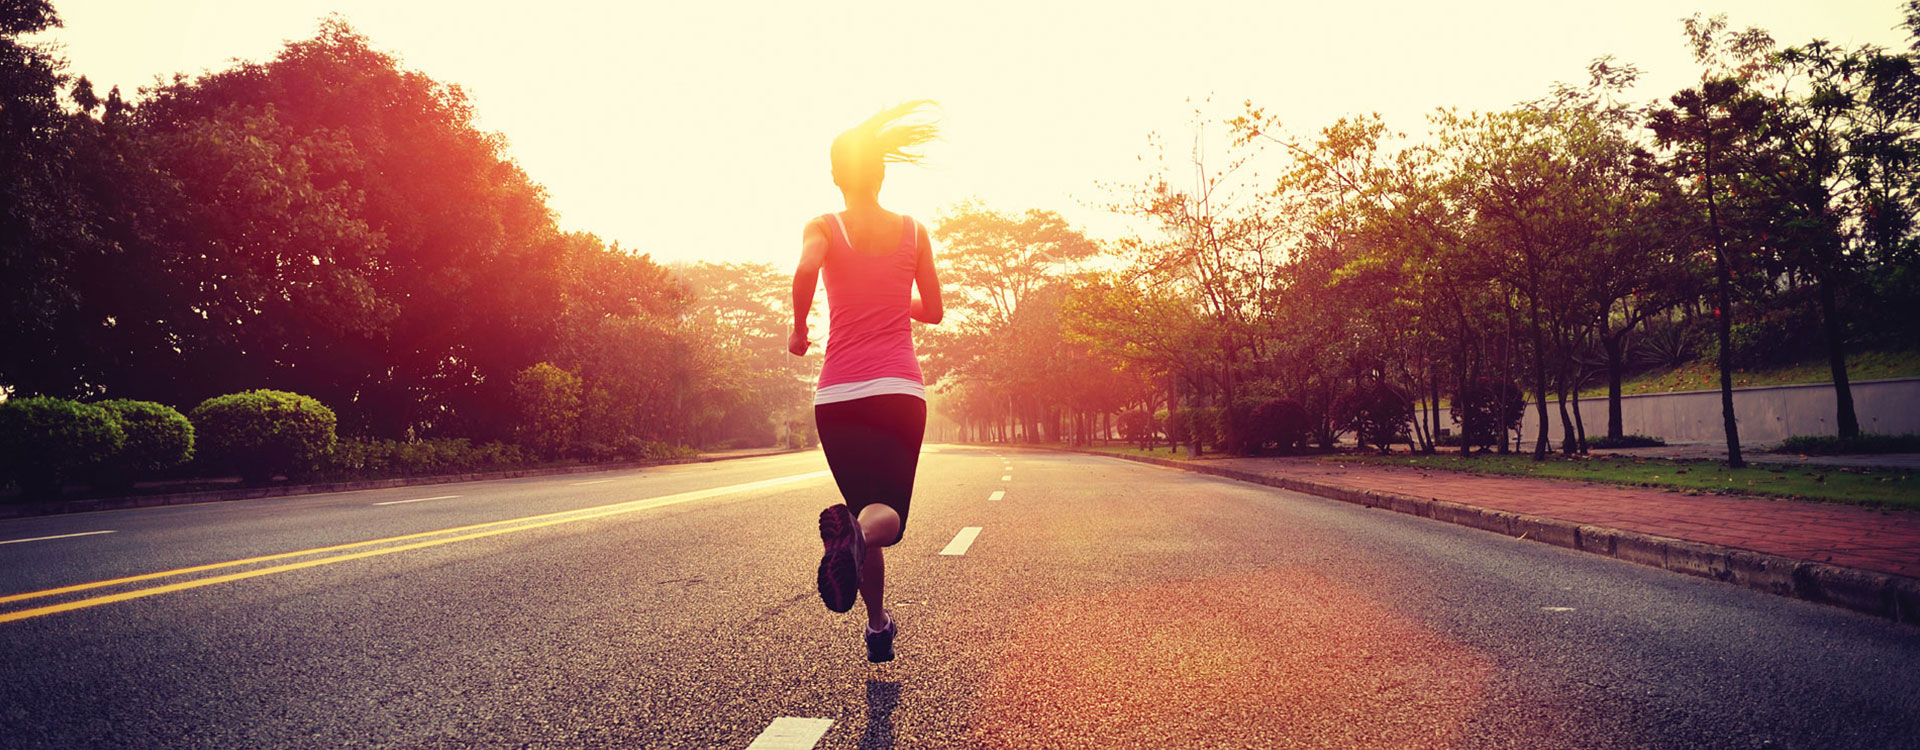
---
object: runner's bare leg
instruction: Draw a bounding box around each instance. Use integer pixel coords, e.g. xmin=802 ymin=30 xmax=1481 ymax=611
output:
xmin=856 ymin=504 xmax=900 ymax=630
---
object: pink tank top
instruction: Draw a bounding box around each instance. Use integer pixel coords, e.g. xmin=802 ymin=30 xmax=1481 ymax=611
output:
xmin=817 ymin=213 xmax=924 ymax=393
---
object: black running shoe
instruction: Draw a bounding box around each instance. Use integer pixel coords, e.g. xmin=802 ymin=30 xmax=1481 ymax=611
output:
xmin=865 ymin=614 xmax=896 ymax=663
xmin=816 ymin=504 xmax=864 ymax=613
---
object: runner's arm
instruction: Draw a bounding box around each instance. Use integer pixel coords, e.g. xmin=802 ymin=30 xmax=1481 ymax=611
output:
xmin=909 ymin=222 xmax=943 ymax=324
xmin=791 ymin=218 xmax=829 ymax=355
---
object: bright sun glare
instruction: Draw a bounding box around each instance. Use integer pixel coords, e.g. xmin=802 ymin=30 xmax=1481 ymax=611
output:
xmin=31 ymin=0 xmax=1911 ymax=266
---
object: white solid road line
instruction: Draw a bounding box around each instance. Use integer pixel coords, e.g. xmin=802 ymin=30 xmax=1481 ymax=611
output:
xmin=569 ymin=479 xmax=613 ymax=486
xmin=373 ymin=495 xmax=462 ymax=506
xmin=0 ymin=530 xmax=116 ymax=546
xmin=940 ymin=526 xmax=983 ymax=556
xmin=745 ymin=717 xmax=833 ymax=749
xmin=988 ymin=490 xmax=1005 ymax=501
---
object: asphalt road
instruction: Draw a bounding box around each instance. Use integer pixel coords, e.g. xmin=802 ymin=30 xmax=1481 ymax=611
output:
xmin=1 ymin=445 xmax=1916 ymax=749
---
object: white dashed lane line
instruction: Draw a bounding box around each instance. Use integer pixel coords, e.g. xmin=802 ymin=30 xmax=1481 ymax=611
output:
xmin=988 ymin=490 xmax=1005 ymax=501
xmin=0 ymin=530 xmax=116 ymax=546
xmin=940 ymin=527 xmax=983 ymax=556
xmin=373 ymin=495 xmax=462 ymax=507
xmin=744 ymin=717 xmax=833 ymax=749
xmin=1001 ymin=474 xmax=1011 ymax=481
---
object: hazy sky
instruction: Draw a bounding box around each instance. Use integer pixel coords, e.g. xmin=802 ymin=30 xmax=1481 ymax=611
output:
xmin=29 ymin=1 xmax=1914 ymax=267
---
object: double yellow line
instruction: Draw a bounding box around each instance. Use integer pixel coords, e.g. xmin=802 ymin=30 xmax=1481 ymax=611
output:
xmin=0 ymin=470 xmax=830 ymax=624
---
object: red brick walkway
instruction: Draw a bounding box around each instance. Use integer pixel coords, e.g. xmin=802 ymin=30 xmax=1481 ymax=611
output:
xmin=1209 ymin=457 xmax=1920 ymax=580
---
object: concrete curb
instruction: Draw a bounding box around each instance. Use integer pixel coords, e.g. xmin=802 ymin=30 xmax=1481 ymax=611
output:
xmin=1056 ymin=447 xmax=1920 ymax=626
xmin=0 ymin=448 xmax=807 ymax=520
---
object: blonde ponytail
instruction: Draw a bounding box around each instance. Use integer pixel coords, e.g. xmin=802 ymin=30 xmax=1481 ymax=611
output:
xmin=832 ymin=101 xmax=940 ymax=191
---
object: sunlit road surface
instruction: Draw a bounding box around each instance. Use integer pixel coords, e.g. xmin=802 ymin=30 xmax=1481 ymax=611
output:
xmin=1 ymin=447 xmax=1916 ymax=748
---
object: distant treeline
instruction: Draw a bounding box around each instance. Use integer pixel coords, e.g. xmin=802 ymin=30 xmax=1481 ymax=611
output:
xmin=924 ymin=11 xmax=1920 ymax=464
xmin=1 ymin=7 xmax=810 ymax=453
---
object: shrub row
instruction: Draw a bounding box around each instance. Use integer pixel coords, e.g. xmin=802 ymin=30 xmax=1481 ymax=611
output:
xmin=0 ymin=389 xmax=336 ymax=498
xmin=1587 ymin=434 xmax=1668 ymax=449
xmin=317 ymin=437 xmax=530 ymax=479
xmin=0 ymin=397 xmax=143 ymax=496
xmin=3 ymin=384 xmax=707 ymax=501
xmin=1778 ymin=433 xmax=1920 ymax=455
xmin=189 ymin=390 xmax=337 ymax=484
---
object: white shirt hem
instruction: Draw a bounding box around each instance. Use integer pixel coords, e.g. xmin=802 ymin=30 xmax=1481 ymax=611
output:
xmin=814 ymin=377 xmax=926 ymax=406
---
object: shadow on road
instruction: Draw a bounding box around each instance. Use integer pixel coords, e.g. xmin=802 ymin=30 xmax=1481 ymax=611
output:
xmin=860 ymin=679 xmax=900 ymax=749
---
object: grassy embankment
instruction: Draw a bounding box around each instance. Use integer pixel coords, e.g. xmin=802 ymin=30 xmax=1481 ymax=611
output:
xmin=1064 ymin=443 xmax=1918 ymax=509
xmin=1577 ymin=349 xmax=1920 ymax=399
xmin=1337 ymin=453 xmax=1920 ymax=510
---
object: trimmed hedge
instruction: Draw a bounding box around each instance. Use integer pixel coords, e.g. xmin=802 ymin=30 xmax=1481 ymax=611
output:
xmin=1246 ymin=398 xmax=1310 ymax=454
xmin=189 ymin=390 xmax=337 ymax=484
xmin=1117 ymin=408 xmax=1160 ymax=448
xmin=92 ymin=399 xmax=195 ymax=488
xmin=1587 ymin=434 xmax=1667 ymax=449
xmin=623 ymin=437 xmax=697 ymax=460
xmin=0 ymin=396 xmax=124 ymax=498
xmin=1451 ymin=379 xmax=1525 ymax=452
xmin=1333 ymin=383 xmax=1413 ymax=454
xmin=318 ymin=436 xmax=691 ymax=481
xmin=1779 ymin=433 xmax=1920 ymax=455
xmin=320 ymin=437 xmax=528 ymax=478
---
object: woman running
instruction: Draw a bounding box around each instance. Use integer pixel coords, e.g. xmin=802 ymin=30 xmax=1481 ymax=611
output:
xmin=789 ymin=102 xmax=943 ymax=664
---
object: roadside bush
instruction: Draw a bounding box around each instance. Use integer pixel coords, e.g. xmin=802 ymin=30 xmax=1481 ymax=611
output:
xmin=1245 ymin=398 xmax=1310 ymax=454
xmin=320 ymin=437 xmax=532 ymax=479
xmin=513 ymin=362 xmax=582 ymax=459
xmin=189 ymin=390 xmax=337 ymax=484
xmin=1587 ymin=434 xmax=1667 ymax=449
xmin=1451 ymin=379 xmax=1525 ymax=452
xmin=1332 ymin=383 xmax=1412 ymax=454
xmin=570 ymin=440 xmax=619 ymax=462
xmin=0 ymin=397 xmax=124 ymax=498
xmin=1721 ymin=306 xmax=1824 ymax=370
xmin=1631 ymin=318 xmax=1704 ymax=370
xmin=1158 ymin=407 xmax=1219 ymax=451
xmin=1192 ymin=406 xmax=1225 ymax=449
xmin=1779 ymin=433 xmax=1920 ymax=455
xmin=91 ymin=400 xmax=195 ymax=489
xmin=1117 ymin=408 xmax=1160 ymax=448
xmin=1302 ymin=387 xmax=1339 ymax=449
xmin=783 ymin=417 xmax=816 ymax=449
xmin=620 ymin=437 xmax=695 ymax=460
xmin=1158 ymin=408 xmax=1188 ymax=447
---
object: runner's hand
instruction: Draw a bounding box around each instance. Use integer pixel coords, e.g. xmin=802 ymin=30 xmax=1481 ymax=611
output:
xmin=788 ymin=326 xmax=811 ymax=356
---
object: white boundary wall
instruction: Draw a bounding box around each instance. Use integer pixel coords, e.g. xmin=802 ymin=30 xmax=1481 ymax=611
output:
xmin=1521 ymin=377 xmax=1920 ymax=444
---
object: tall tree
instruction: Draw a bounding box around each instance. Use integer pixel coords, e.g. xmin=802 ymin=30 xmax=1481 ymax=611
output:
xmin=0 ymin=0 xmax=93 ymax=397
xmin=134 ymin=18 xmax=574 ymax=436
xmin=1756 ymin=33 xmax=1920 ymax=438
xmin=1648 ymin=14 xmax=1776 ymax=467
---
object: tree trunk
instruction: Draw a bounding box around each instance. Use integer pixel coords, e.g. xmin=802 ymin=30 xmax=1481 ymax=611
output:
xmin=1705 ymin=123 xmax=1743 ymax=468
xmin=1714 ymin=260 xmax=1744 ymax=467
xmin=1498 ymin=324 xmax=1512 ymax=454
xmin=1528 ymin=291 xmax=1551 ymax=461
xmin=1429 ymin=368 xmax=1443 ymax=455
xmin=1571 ymin=385 xmax=1588 ymax=454
xmin=1556 ymin=380 xmax=1576 ymax=456
xmin=1221 ymin=360 xmax=1242 ymax=455
xmin=1456 ymin=319 xmax=1472 ymax=457
xmin=1818 ymin=278 xmax=1859 ymax=439
xmin=1603 ymin=333 xmax=1625 ymax=440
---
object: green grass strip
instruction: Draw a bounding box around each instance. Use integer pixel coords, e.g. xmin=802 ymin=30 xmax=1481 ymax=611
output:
xmin=1334 ymin=453 xmax=1920 ymax=510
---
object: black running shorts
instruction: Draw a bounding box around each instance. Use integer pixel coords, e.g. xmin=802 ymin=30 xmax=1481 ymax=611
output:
xmin=814 ymin=394 xmax=925 ymax=547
